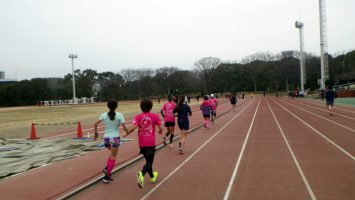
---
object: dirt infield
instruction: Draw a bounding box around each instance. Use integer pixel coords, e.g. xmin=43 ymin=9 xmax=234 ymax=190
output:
xmin=0 ymin=99 xmax=200 ymax=139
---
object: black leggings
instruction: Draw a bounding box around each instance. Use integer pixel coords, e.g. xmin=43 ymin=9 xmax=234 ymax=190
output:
xmin=166 ymin=132 xmax=175 ymax=144
xmin=140 ymin=147 xmax=155 ymax=177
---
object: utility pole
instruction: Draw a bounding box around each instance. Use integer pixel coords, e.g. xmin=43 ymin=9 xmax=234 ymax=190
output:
xmin=69 ymin=53 xmax=78 ymax=103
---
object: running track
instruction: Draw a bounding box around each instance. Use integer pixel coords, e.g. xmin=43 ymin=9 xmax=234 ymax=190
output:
xmin=0 ymin=97 xmax=354 ymax=200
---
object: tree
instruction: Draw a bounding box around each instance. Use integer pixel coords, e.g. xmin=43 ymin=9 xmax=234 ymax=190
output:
xmin=96 ymin=72 xmax=124 ymax=101
xmin=153 ymin=67 xmax=179 ymax=95
xmin=194 ymin=57 xmax=222 ymax=93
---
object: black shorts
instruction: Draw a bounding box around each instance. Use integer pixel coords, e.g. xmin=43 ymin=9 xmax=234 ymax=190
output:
xmin=203 ymin=114 xmax=210 ymax=118
xmin=165 ymin=121 xmax=175 ymax=127
xmin=326 ymin=101 xmax=334 ymax=106
xmin=139 ymin=146 xmax=156 ymax=155
xmin=178 ymin=121 xmax=189 ymax=131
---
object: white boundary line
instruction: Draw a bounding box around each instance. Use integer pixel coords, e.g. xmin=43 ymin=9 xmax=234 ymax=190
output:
xmin=223 ymin=99 xmax=261 ymax=200
xmin=266 ymin=99 xmax=316 ymax=200
xmin=298 ymin=99 xmax=355 ymax=114
xmin=272 ymin=99 xmax=355 ymax=160
xmin=139 ymin=99 xmax=256 ymax=200
xmin=292 ymin=99 xmax=355 ymax=120
xmin=279 ymin=99 xmax=355 ymax=134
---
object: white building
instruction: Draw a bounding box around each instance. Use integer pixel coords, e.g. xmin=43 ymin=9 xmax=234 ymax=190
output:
xmin=0 ymin=71 xmax=17 ymax=84
xmin=0 ymin=71 xmax=5 ymax=79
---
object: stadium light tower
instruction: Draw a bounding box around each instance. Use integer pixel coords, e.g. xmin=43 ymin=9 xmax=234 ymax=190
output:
xmin=319 ymin=0 xmax=329 ymax=89
xmin=295 ymin=21 xmax=305 ymax=91
xmin=69 ymin=53 xmax=78 ymax=102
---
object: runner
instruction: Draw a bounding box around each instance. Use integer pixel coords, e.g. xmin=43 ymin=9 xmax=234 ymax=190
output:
xmin=200 ymin=95 xmax=212 ymax=128
xmin=94 ymin=99 xmax=128 ymax=183
xmin=173 ymin=96 xmax=192 ymax=155
xmin=125 ymin=99 xmax=163 ymax=188
xmin=325 ymin=85 xmax=337 ymax=116
xmin=230 ymin=93 xmax=237 ymax=107
xmin=160 ymin=95 xmax=176 ymax=147
xmin=209 ymin=94 xmax=219 ymax=122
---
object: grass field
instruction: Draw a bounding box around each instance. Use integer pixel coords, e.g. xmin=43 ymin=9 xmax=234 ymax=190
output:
xmin=0 ymin=99 xmax=200 ymax=139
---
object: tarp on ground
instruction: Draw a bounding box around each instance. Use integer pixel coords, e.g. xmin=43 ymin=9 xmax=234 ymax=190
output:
xmin=0 ymin=137 xmax=105 ymax=178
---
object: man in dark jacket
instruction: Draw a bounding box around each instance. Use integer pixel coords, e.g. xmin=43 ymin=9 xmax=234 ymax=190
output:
xmin=325 ymin=86 xmax=337 ymax=116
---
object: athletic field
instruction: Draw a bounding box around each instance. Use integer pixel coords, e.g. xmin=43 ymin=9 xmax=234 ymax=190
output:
xmin=0 ymin=97 xmax=354 ymax=200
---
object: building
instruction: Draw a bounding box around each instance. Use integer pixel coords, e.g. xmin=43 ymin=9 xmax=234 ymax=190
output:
xmin=0 ymin=71 xmax=17 ymax=84
xmin=0 ymin=71 xmax=5 ymax=79
xmin=281 ymin=51 xmax=297 ymax=59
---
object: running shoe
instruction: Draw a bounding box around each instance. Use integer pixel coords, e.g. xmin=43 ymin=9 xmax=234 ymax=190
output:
xmin=163 ymin=136 xmax=167 ymax=145
xmin=150 ymin=171 xmax=159 ymax=183
xmin=103 ymin=167 xmax=108 ymax=176
xmin=179 ymin=147 xmax=183 ymax=155
xmin=102 ymin=175 xmax=112 ymax=183
xmin=137 ymin=171 xmax=144 ymax=188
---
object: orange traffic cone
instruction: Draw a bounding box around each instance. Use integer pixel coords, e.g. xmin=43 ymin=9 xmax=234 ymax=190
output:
xmin=77 ymin=121 xmax=83 ymax=138
xmin=29 ymin=123 xmax=38 ymax=140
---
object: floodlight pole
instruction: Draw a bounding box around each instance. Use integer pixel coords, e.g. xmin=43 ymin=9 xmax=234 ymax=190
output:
xmin=319 ymin=0 xmax=328 ymax=89
xmin=69 ymin=54 xmax=78 ymax=102
xmin=295 ymin=21 xmax=305 ymax=91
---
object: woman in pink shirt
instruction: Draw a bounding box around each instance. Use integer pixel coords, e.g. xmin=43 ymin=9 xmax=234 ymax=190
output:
xmin=125 ymin=99 xmax=163 ymax=189
xmin=160 ymin=95 xmax=176 ymax=147
xmin=200 ymin=95 xmax=212 ymax=128
xmin=209 ymin=94 xmax=219 ymax=121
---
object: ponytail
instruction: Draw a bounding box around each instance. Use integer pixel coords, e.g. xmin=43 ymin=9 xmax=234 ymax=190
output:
xmin=107 ymin=99 xmax=118 ymax=121
xmin=108 ymin=110 xmax=116 ymax=120
xmin=176 ymin=96 xmax=185 ymax=111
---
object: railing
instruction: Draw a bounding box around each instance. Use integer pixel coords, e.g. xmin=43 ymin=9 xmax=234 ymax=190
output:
xmin=308 ymin=82 xmax=355 ymax=99
xmin=333 ymin=82 xmax=355 ymax=92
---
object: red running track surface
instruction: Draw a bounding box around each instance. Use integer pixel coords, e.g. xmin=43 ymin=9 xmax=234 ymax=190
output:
xmin=0 ymin=97 xmax=354 ymax=200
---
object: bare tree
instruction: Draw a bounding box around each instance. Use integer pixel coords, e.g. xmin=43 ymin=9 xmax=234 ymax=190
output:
xmin=154 ymin=67 xmax=180 ymax=94
xmin=121 ymin=69 xmax=138 ymax=83
xmin=194 ymin=57 xmax=221 ymax=93
xmin=155 ymin=66 xmax=179 ymax=76
xmin=240 ymin=52 xmax=277 ymax=64
xmin=135 ymin=68 xmax=154 ymax=80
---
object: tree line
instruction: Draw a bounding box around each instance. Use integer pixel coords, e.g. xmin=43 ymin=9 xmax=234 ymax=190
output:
xmin=1 ymin=50 xmax=354 ymax=106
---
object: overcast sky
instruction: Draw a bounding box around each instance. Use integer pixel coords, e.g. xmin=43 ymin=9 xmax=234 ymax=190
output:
xmin=0 ymin=0 xmax=354 ymax=80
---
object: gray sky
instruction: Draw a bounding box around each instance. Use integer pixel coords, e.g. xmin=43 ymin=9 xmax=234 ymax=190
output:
xmin=0 ymin=0 xmax=354 ymax=80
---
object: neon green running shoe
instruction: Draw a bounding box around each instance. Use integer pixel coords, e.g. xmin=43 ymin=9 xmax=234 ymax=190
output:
xmin=150 ymin=171 xmax=158 ymax=183
xmin=137 ymin=171 xmax=144 ymax=188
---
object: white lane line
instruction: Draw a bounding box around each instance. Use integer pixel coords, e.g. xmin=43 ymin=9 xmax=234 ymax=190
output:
xmin=223 ymin=98 xmax=261 ymax=200
xmin=291 ymin=99 xmax=355 ymax=120
xmin=297 ymin=99 xmax=355 ymax=114
xmin=272 ymin=99 xmax=355 ymax=160
xmin=267 ymin=99 xmax=316 ymax=200
xmin=140 ymin=99 xmax=256 ymax=200
xmin=279 ymin=99 xmax=355 ymax=133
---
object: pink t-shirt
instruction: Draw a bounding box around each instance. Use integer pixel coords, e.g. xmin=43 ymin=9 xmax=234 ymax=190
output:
xmin=209 ymin=98 xmax=218 ymax=110
xmin=133 ymin=112 xmax=161 ymax=147
xmin=161 ymin=102 xmax=176 ymax=122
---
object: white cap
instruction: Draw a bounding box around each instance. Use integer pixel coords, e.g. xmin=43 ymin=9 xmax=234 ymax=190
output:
xmin=210 ymin=94 xmax=214 ymax=98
